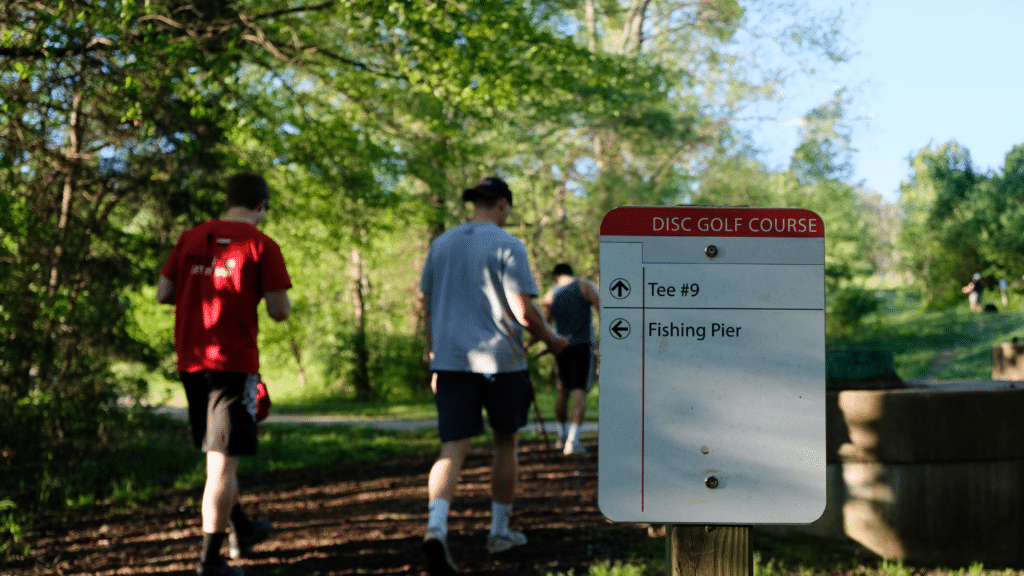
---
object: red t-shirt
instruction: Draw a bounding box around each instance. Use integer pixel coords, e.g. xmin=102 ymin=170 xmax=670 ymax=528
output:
xmin=161 ymin=219 xmax=292 ymax=374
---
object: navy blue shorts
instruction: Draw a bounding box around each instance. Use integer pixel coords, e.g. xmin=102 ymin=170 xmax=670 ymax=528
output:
xmin=433 ymin=371 xmax=534 ymax=442
xmin=555 ymin=343 xmax=595 ymax=392
xmin=181 ymin=371 xmax=259 ymax=456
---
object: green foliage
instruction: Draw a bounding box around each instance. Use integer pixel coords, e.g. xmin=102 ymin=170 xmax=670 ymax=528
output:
xmin=323 ymin=328 xmax=432 ymax=403
xmin=0 ymin=0 xmax=240 ymax=509
xmin=544 ymin=560 xmax=649 ymax=576
xmin=1 ymin=0 xmax=861 ymax=538
xmin=828 ymin=286 xmax=883 ymax=335
xmin=0 ymin=499 xmax=28 ymax=556
xmin=790 ymin=89 xmax=856 ymax=186
xmin=896 ymin=141 xmax=986 ymax=306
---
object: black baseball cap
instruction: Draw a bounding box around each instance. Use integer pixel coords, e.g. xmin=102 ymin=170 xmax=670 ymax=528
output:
xmin=462 ymin=176 xmax=513 ymax=206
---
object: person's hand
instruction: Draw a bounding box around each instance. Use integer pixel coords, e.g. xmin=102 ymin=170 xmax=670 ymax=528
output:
xmin=548 ymin=334 xmax=569 ymax=356
xmin=430 ymin=372 xmax=438 ymax=395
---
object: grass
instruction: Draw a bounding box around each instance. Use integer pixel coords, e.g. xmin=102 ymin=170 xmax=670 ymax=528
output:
xmin=60 ymin=413 xmax=444 ymax=511
xmin=540 ymin=532 xmax=1024 ymax=576
xmin=533 ymin=534 xmax=1024 ymax=576
xmin=829 ymin=287 xmax=1024 ymax=380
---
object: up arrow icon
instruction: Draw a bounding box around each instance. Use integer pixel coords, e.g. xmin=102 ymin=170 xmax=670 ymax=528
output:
xmin=609 ymin=278 xmax=631 ymax=299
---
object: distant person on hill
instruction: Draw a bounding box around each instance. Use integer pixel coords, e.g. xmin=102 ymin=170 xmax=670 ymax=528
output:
xmin=541 ymin=263 xmax=600 ymax=455
xmin=419 ymin=176 xmax=567 ymax=575
xmin=962 ymin=273 xmax=983 ymax=312
xmin=158 ymin=173 xmax=291 ymax=576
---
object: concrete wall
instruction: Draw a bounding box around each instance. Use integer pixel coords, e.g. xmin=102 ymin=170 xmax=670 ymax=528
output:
xmin=764 ymin=381 xmax=1024 ymax=567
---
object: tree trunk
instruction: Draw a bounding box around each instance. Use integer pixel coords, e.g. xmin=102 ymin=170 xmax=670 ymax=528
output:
xmin=350 ymin=246 xmax=372 ymax=400
xmin=585 ymin=0 xmax=599 ymax=51
xmin=554 ymin=182 xmax=567 ymax=259
xmin=286 ymin=321 xmax=308 ymax=387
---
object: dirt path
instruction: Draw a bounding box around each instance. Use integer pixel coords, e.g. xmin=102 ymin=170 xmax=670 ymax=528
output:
xmin=8 ymin=437 xmax=656 ymax=576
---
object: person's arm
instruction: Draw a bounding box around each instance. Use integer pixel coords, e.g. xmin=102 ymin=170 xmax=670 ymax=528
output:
xmin=581 ymin=279 xmax=600 ymax=311
xmin=540 ymin=289 xmax=555 ymax=323
xmin=511 ymin=293 xmax=568 ymax=355
xmin=265 ymin=288 xmax=291 ymax=321
xmin=422 ymin=293 xmax=433 ymax=359
xmin=423 ymin=293 xmax=439 ymax=393
xmin=156 ymin=275 xmax=176 ymax=304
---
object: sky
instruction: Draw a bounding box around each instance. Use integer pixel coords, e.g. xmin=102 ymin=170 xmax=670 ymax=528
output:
xmin=750 ymin=0 xmax=1024 ymax=203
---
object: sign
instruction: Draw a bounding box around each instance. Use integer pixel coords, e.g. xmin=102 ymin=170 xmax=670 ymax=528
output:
xmin=597 ymin=206 xmax=826 ymax=524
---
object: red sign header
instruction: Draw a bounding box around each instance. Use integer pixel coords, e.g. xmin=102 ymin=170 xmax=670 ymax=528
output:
xmin=600 ymin=206 xmax=824 ymax=238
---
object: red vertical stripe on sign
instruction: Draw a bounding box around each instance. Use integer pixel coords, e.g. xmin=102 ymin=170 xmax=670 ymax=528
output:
xmin=641 ymin=266 xmax=646 ymax=512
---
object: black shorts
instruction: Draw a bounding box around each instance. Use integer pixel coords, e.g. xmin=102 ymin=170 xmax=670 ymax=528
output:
xmin=181 ymin=371 xmax=259 ymax=456
xmin=433 ymin=371 xmax=534 ymax=443
xmin=555 ymin=343 xmax=595 ymax=392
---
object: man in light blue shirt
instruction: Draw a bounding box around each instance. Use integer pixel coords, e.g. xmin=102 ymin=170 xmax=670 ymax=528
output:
xmin=419 ymin=176 xmax=567 ymax=575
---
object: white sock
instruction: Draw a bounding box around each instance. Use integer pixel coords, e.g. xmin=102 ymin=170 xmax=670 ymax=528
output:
xmin=428 ymin=498 xmax=450 ymax=536
xmin=567 ymin=423 xmax=580 ymax=444
xmin=490 ymin=501 xmax=513 ymax=536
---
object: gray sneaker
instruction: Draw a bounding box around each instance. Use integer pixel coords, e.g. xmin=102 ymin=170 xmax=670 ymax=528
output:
xmin=423 ymin=527 xmax=458 ymax=575
xmin=486 ymin=530 xmax=527 ymax=554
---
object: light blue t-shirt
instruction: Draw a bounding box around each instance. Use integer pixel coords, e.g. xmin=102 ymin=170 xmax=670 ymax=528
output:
xmin=420 ymin=221 xmax=538 ymax=373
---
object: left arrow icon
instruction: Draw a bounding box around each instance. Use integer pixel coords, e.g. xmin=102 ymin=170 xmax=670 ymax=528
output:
xmin=610 ymin=319 xmax=631 ymax=340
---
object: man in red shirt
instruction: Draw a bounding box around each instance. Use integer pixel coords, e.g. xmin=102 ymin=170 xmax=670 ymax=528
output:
xmin=158 ymin=173 xmax=292 ymax=576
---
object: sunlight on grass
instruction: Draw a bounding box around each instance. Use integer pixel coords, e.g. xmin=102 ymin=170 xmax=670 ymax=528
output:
xmin=539 ymin=546 xmax=1021 ymax=576
xmin=830 ymin=288 xmax=1024 ymax=380
xmin=543 ymin=560 xmax=647 ymax=576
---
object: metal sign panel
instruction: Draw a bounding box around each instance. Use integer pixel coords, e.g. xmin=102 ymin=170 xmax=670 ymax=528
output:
xmin=597 ymin=206 xmax=826 ymax=524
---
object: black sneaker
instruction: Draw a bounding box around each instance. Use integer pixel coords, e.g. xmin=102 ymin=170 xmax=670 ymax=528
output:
xmin=195 ymin=558 xmax=244 ymax=576
xmin=228 ymin=518 xmax=272 ymax=559
xmin=423 ymin=527 xmax=458 ymax=575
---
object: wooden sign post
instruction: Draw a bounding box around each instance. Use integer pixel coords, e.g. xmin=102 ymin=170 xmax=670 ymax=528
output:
xmin=668 ymin=525 xmax=751 ymax=576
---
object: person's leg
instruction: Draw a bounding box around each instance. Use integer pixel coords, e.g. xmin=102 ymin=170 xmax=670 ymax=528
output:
xmin=490 ymin=432 xmax=518 ymax=538
xmin=483 ymin=371 xmax=532 ymax=553
xmin=203 ymin=451 xmax=240 ymax=533
xmin=229 ymin=500 xmax=273 ymax=559
xmin=487 ymin=431 xmax=527 ymax=553
xmin=424 ymin=371 xmax=484 ymax=573
xmin=226 ymin=373 xmax=271 ymax=560
xmin=566 ymin=388 xmax=587 ymax=444
xmin=491 ymin=432 xmax=518 ymax=506
xmin=554 ymin=386 xmax=569 ymax=443
xmin=553 ymin=356 xmax=570 ymax=444
xmin=427 ymin=438 xmax=472 ymax=535
xmin=559 ymin=346 xmax=591 ymax=454
xmin=200 ymin=451 xmax=240 ymax=566
xmin=570 ymin=388 xmax=587 ymax=424
xmin=198 ymin=371 xmax=260 ymax=571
